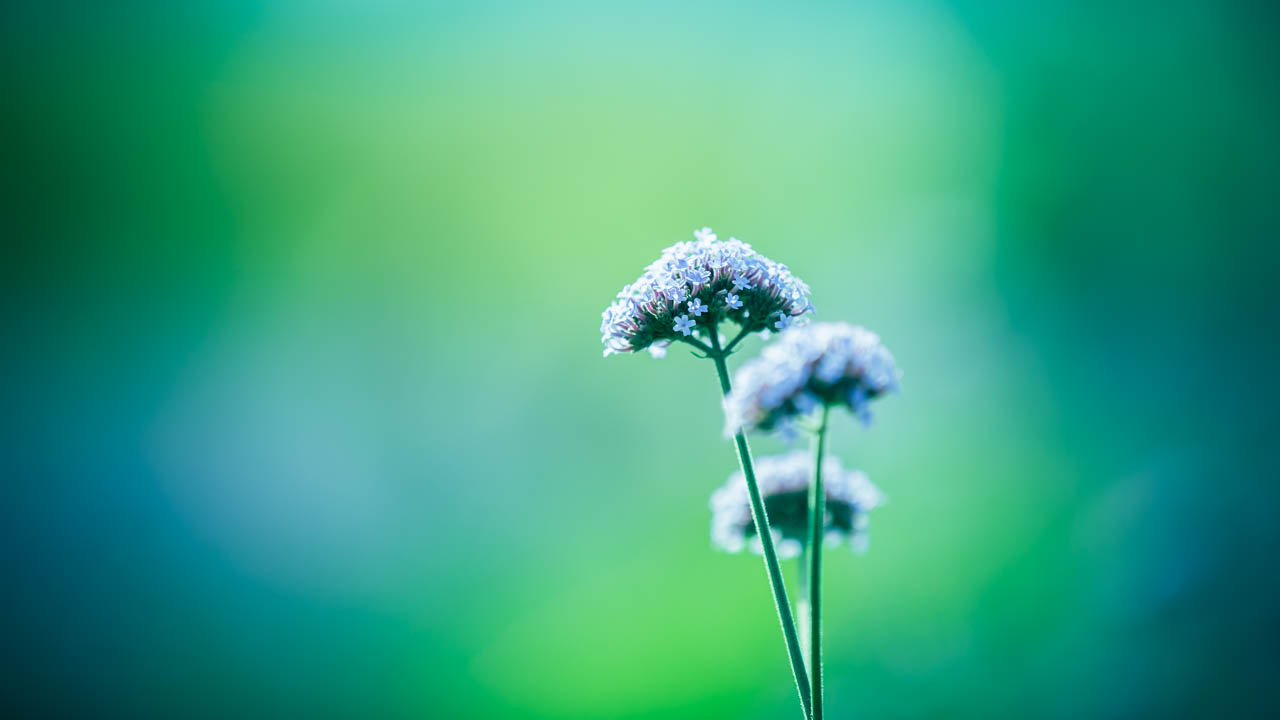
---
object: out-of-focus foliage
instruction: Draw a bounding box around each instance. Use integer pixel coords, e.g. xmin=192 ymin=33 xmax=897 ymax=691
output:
xmin=4 ymin=1 xmax=1277 ymax=717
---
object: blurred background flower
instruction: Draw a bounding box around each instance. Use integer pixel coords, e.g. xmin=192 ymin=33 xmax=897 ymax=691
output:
xmin=722 ymin=322 xmax=900 ymax=435
xmin=710 ymin=450 xmax=883 ymax=559
xmin=5 ymin=0 xmax=1279 ymax=718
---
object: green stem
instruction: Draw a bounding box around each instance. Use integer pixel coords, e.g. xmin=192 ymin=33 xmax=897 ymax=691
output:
xmin=709 ymin=329 xmax=812 ymax=720
xmin=797 ymin=547 xmax=811 ymax=669
xmin=682 ymin=335 xmax=714 ymax=355
xmin=722 ymin=324 xmax=754 ymax=354
xmin=807 ymin=404 xmax=831 ymax=720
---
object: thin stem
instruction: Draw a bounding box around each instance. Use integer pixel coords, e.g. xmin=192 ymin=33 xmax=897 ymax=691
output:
xmin=722 ymin=324 xmax=754 ymax=354
xmin=681 ymin=335 xmax=714 ymax=355
xmin=797 ymin=547 xmax=811 ymax=669
xmin=709 ymin=329 xmax=812 ymax=719
xmin=807 ymin=404 xmax=831 ymax=720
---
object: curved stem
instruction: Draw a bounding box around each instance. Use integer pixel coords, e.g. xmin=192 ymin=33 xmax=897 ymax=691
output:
xmin=722 ymin=324 xmax=754 ymax=354
xmin=807 ymin=404 xmax=831 ymax=720
xmin=710 ymin=330 xmax=812 ymax=719
xmin=682 ymin=335 xmax=714 ymax=355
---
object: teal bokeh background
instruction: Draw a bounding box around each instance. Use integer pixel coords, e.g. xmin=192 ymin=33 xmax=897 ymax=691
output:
xmin=7 ymin=1 xmax=1279 ymax=717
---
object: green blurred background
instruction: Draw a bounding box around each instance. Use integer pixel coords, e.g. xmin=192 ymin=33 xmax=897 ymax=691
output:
xmin=6 ymin=0 xmax=1279 ymax=717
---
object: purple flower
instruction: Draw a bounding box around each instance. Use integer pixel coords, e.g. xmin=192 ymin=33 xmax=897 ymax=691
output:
xmin=673 ymin=314 xmax=696 ymax=336
xmin=599 ymin=227 xmax=814 ymax=358
xmin=710 ymin=450 xmax=884 ymax=558
xmin=723 ymin=322 xmax=901 ymax=435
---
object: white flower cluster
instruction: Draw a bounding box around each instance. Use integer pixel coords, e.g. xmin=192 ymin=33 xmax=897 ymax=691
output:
xmin=723 ymin=322 xmax=901 ymax=435
xmin=600 ymin=227 xmax=814 ymax=358
xmin=710 ymin=450 xmax=884 ymax=559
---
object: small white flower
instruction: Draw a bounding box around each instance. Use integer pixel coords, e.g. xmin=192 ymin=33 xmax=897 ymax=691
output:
xmin=723 ymin=322 xmax=901 ymax=435
xmin=694 ymin=226 xmax=717 ymax=242
xmin=773 ymin=313 xmax=792 ymax=331
xmin=732 ymin=275 xmax=753 ymax=291
xmin=725 ymin=293 xmax=743 ymax=309
xmin=687 ymin=298 xmax=707 ymax=317
xmin=710 ymin=450 xmax=884 ymax=558
xmin=673 ymin=314 xmax=696 ymax=336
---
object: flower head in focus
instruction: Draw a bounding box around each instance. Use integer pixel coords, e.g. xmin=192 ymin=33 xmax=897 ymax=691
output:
xmin=723 ymin=322 xmax=901 ymax=435
xmin=600 ymin=228 xmax=814 ymax=357
xmin=710 ymin=450 xmax=884 ymax=559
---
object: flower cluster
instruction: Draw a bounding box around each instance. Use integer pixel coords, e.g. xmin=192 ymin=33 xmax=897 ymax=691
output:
xmin=600 ymin=228 xmax=814 ymax=357
xmin=723 ymin=322 xmax=901 ymax=435
xmin=710 ymin=450 xmax=884 ymax=559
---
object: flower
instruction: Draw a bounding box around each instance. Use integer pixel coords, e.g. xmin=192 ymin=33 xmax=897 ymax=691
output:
xmin=773 ymin=313 xmax=792 ymax=331
xmin=600 ymin=227 xmax=814 ymax=357
xmin=710 ymin=450 xmax=884 ymax=558
xmin=725 ymin=293 xmax=743 ymax=309
xmin=673 ymin=314 xmax=696 ymax=336
xmin=722 ymin=322 xmax=901 ymax=435
xmin=686 ymin=267 xmax=711 ymax=285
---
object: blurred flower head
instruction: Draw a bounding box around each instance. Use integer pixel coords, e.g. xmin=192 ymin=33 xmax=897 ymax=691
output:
xmin=710 ymin=450 xmax=884 ymax=558
xmin=600 ymin=228 xmax=814 ymax=357
xmin=723 ymin=322 xmax=901 ymax=435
